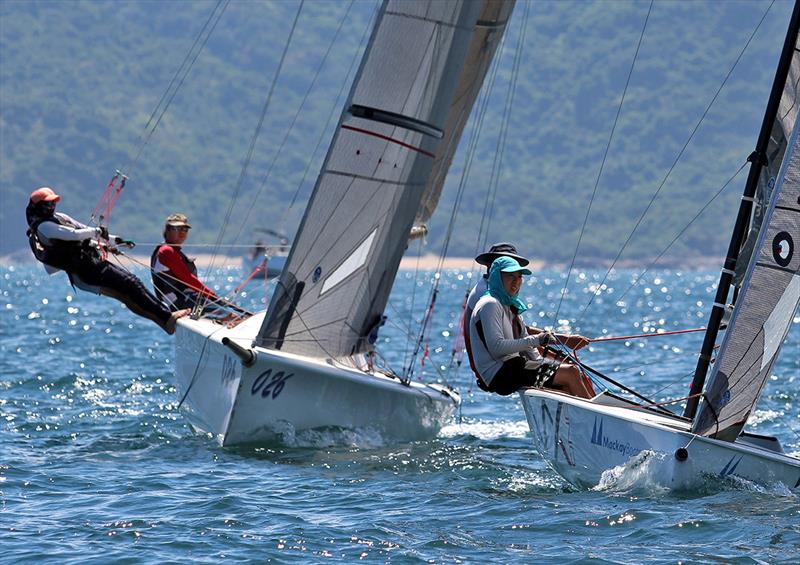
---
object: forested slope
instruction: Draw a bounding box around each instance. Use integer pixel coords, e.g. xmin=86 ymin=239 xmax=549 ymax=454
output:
xmin=0 ymin=0 xmax=793 ymax=265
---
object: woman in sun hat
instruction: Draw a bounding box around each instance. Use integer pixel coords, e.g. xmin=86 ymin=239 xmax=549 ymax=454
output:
xmin=463 ymin=242 xmax=529 ymax=388
xmin=469 ymin=256 xmax=594 ymax=397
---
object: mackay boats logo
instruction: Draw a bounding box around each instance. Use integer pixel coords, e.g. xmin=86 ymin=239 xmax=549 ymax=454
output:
xmin=590 ymin=417 xmax=642 ymax=458
xmin=719 ymin=456 xmax=742 ymax=479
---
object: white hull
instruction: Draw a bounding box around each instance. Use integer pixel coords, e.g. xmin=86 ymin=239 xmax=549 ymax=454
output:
xmin=520 ymin=389 xmax=800 ymax=490
xmin=174 ymin=313 xmax=459 ymax=446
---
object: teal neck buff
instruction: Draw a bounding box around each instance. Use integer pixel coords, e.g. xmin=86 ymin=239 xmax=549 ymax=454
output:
xmin=485 ymin=257 xmax=528 ymax=314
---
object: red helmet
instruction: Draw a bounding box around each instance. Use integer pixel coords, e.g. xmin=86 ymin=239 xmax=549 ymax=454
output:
xmin=30 ymin=187 xmax=61 ymax=204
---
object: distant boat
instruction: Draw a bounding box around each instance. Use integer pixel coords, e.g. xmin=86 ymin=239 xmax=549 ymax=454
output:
xmin=244 ymin=229 xmax=290 ymax=279
xmin=173 ymin=0 xmax=514 ymax=446
xmin=521 ymin=3 xmax=800 ymax=490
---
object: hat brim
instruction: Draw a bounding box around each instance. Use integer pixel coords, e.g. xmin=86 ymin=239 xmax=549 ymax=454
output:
xmin=167 ymin=223 xmax=191 ymax=228
xmin=475 ymin=251 xmax=529 ymax=267
xmin=500 ymin=265 xmax=532 ymax=275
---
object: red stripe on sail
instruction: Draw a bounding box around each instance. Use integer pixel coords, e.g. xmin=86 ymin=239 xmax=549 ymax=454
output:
xmin=341 ymin=124 xmax=436 ymax=159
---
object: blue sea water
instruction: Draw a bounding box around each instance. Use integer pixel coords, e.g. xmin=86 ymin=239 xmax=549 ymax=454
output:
xmin=1 ymin=264 xmax=798 ymax=563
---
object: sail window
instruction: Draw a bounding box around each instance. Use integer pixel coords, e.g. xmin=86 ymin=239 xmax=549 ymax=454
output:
xmin=320 ymin=230 xmax=378 ymax=295
xmin=348 ymin=104 xmax=444 ymax=139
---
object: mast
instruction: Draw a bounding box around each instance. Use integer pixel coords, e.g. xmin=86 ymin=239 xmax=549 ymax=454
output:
xmin=684 ymin=1 xmax=800 ymax=420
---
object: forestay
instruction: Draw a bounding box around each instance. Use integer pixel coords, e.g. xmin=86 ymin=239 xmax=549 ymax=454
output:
xmin=256 ymin=0 xmax=514 ymax=357
xmin=693 ymin=110 xmax=800 ymax=440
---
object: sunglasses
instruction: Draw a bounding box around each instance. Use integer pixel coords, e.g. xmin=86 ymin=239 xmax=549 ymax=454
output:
xmin=168 ymin=226 xmax=190 ymax=232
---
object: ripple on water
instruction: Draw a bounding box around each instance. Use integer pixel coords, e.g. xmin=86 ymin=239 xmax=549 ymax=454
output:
xmin=1 ymin=265 xmax=799 ymax=563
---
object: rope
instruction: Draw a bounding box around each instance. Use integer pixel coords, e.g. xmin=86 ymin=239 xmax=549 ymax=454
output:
xmin=553 ymin=0 xmax=653 ymax=326
xmin=590 ymin=327 xmax=706 ymax=343
xmin=116 ymin=249 xmax=253 ymax=317
xmin=570 ymin=1 xmax=775 ymax=326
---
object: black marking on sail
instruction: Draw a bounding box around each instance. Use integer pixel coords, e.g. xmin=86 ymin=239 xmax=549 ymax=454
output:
xmin=261 ymin=276 xmax=305 ymax=350
xmin=349 ymin=104 xmax=443 ymax=139
xmin=772 ymin=231 xmax=794 ymax=267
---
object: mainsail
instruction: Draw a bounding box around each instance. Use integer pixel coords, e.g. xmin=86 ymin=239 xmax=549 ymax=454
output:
xmin=734 ymin=52 xmax=800 ymax=285
xmin=256 ymin=0 xmax=514 ymax=357
xmin=693 ymin=117 xmax=800 ymax=440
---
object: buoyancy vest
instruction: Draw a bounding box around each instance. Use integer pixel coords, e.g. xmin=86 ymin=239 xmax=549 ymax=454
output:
xmin=27 ymin=215 xmax=102 ymax=275
xmin=150 ymin=245 xmax=199 ymax=305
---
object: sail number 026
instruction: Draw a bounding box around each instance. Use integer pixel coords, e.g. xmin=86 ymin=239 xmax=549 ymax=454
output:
xmin=251 ymin=369 xmax=293 ymax=400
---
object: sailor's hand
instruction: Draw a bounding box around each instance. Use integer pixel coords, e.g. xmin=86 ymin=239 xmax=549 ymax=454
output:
xmin=535 ymin=331 xmax=554 ymax=347
xmin=569 ymin=334 xmax=590 ymax=350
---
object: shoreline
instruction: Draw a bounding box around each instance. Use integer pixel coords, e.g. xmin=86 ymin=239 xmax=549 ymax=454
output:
xmin=1 ymin=251 xmax=723 ymax=271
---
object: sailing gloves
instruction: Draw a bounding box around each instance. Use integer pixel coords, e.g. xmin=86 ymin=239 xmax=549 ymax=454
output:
xmin=114 ymin=236 xmax=136 ymax=249
xmin=525 ymin=331 xmax=555 ymax=348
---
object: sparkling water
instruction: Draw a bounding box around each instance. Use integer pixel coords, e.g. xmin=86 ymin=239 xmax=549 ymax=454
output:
xmin=2 ymin=264 xmax=798 ymax=562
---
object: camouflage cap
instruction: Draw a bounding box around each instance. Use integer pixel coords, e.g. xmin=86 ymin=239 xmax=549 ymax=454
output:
xmin=165 ymin=213 xmax=191 ymax=228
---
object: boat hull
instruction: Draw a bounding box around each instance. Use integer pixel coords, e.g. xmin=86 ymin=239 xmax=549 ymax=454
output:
xmin=520 ymin=389 xmax=800 ymax=490
xmin=174 ymin=314 xmax=459 ymax=446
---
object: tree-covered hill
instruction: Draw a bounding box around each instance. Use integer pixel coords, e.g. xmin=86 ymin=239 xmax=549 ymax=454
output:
xmin=0 ymin=0 xmax=793 ymax=265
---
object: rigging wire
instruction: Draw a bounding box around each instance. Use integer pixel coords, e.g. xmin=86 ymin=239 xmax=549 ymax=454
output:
xmin=284 ymin=3 xmax=381 ymax=218
xmin=552 ymin=0 xmax=654 ymax=327
xmin=568 ymin=0 xmax=776 ymax=327
xmin=228 ymin=0 xmax=357 ymax=246
xmin=405 ymin=9 xmax=522 ymax=381
xmin=198 ymin=0 xmax=305 ymax=312
xmin=610 ymin=161 xmax=748 ymax=307
xmin=477 ymin=0 xmax=531 ymax=258
xmin=125 ymin=0 xmax=230 ymax=177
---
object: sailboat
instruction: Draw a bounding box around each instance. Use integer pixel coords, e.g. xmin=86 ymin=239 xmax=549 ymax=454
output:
xmin=173 ymin=0 xmax=515 ymax=446
xmin=521 ymin=3 xmax=800 ymax=490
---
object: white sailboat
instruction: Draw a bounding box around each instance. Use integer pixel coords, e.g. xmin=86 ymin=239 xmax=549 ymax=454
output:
xmin=521 ymin=3 xmax=800 ymax=490
xmin=174 ymin=0 xmax=515 ymax=446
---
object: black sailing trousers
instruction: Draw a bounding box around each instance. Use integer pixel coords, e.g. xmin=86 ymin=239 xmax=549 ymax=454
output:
xmin=73 ymin=261 xmax=172 ymax=328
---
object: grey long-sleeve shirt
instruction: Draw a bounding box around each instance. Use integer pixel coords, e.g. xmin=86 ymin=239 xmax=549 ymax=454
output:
xmin=469 ymin=294 xmax=546 ymax=385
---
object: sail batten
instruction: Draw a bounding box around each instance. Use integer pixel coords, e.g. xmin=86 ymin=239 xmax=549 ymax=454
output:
xmin=256 ymin=0 xmax=515 ymax=357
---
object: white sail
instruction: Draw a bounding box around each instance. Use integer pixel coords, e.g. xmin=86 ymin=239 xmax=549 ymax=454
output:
xmin=693 ymin=116 xmax=800 ymax=440
xmin=256 ymin=0 xmax=514 ymax=357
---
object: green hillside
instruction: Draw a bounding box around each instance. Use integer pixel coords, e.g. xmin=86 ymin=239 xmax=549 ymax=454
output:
xmin=0 ymin=0 xmax=793 ymax=265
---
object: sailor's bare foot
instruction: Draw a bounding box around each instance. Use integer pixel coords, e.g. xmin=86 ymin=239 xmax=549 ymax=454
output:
xmin=164 ymin=308 xmax=192 ymax=335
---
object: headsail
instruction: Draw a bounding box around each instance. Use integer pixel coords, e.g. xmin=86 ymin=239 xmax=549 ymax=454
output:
xmin=693 ymin=117 xmax=800 ymax=440
xmin=256 ymin=0 xmax=514 ymax=357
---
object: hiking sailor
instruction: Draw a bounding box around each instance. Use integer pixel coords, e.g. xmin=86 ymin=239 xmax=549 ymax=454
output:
xmin=469 ymin=256 xmax=595 ymax=398
xmin=151 ymin=213 xmax=218 ymax=311
xmin=25 ymin=187 xmax=188 ymax=334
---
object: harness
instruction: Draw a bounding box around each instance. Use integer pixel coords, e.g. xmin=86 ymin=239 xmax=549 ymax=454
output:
xmin=27 ymin=215 xmax=102 ymax=276
xmin=150 ymin=245 xmax=199 ymax=307
xmin=473 ymin=305 xmax=532 ymax=393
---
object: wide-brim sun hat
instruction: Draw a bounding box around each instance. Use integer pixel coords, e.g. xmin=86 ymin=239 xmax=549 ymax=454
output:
xmin=475 ymin=241 xmax=529 ymax=267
